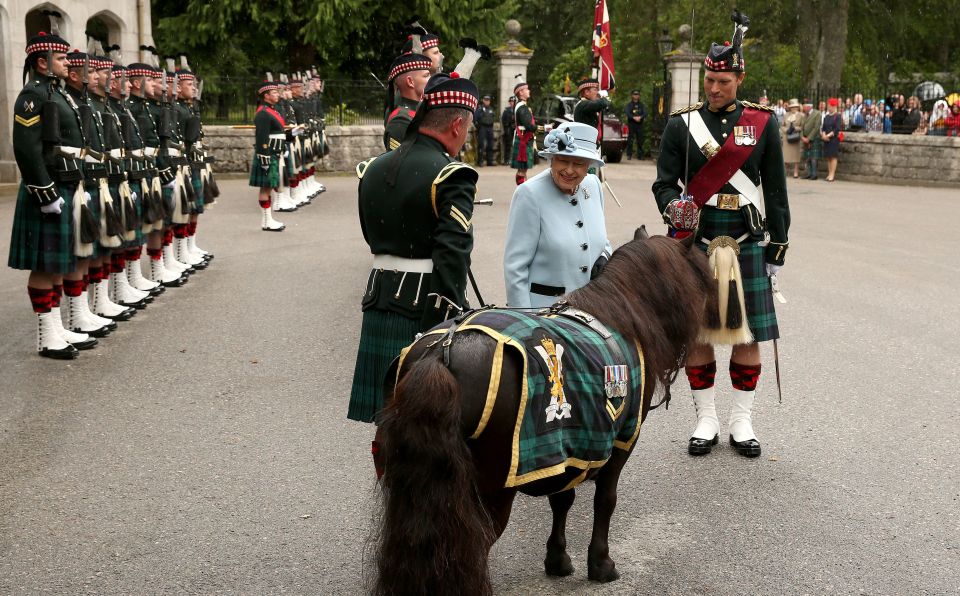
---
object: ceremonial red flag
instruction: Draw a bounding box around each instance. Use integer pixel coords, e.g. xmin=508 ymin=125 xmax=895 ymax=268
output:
xmin=592 ymin=0 xmax=616 ymax=90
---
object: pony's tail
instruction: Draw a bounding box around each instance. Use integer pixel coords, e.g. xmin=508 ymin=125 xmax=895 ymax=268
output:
xmin=374 ymin=351 xmax=494 ymax=596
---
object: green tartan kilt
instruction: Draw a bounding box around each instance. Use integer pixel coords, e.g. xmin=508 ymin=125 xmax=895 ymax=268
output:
xmin=190 ymin=168 xmax=204 ymax=214
xmin=803 ymin=137 xmax=823 ymax=160
xmin=348 ymin=308 xmax=420 ymax=423
xmin=510 ymin=137 xmax=536 ymax=169
xmin=7 ymin=182 xmax=77 ymax=274
xmin=248 ymin=155 xmax=279 ymax=188
xmin=697 ymin=208 xmax=779 ymax=342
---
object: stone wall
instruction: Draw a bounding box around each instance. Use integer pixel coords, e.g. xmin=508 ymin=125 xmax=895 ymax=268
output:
xmin=836 ymin=132 xmax=960 ymax=187
xmin=203 ymin=124 xmax=386 ymax=174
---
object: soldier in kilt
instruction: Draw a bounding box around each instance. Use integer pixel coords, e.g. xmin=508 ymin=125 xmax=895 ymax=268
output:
xmin=511 ymin=79 xmax=536 ymax=185
xmin=349 ymin=73 xmax=480 ymax=423
xmin=174 ymin=61 xmax=211 ymax=270
xmin=108 ymin=52 xmax=165 ymax=297
xmin=89 ymin=46 xmax=152 ymax=312
xmin=157 ymin=65 xmax=196 ymax=281
xmin=249 ymin=79 xmax=286 ymax=231
xmin=653 ymin=13 xmax=790 ymax=458
xmin=8 ymin=31 xmax=105 ymax=358
xmin=128 ymin=57 xmax=186 ymax=288
xmin=64 ymin=49 xmax=137 ymax=325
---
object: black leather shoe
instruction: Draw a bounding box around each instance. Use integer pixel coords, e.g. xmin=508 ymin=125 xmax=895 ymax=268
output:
xmin=71 ymin=336 xmax=98 ymax=350
xmin=118 ymin=298 xmax=148 ymax=310
xmin=161 ymin=275 xmax=186 ymax=288
xmin=104 ymin=308 xmax=135 ymax=321
xmin=688 ymin=434 xmax=719 ymax=455
xmin=39 ymin=345 xmax=78 ymax=360
xmin=104 ymin=320 xmax=118 ymax=331
xmin=147 ymin=286 xmax=165 ymax=296
xmin=729 ymin=435 xmax=762 ymax=457
xmin=76 ymin=325 xmax=110 ymax=338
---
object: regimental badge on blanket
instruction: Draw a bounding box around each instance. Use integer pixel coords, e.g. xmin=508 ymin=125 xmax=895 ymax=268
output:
xmin=734 ymin=125 xmax=757 ymax=146
xmin=604 ymin=365 xmax=629 ymax=420
xmin=534 ymin=337 xmax=571 ymax=423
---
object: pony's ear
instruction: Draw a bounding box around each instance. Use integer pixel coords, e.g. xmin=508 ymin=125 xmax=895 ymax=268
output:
xmin=679 ymin=233 xmax=695 ymax=250
xmin=634 ymin=225 xmax=649 ymax=241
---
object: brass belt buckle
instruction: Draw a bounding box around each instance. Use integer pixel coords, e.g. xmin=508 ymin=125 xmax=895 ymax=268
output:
xmin=717 ymin=193 xmax=740 ymax=210
xmin=700 ymin=142 xmax=720 ymax=159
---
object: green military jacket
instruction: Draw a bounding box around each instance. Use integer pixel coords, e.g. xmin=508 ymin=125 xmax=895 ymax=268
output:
xmin=254 ymin=104 xmax=285 ymax=158
xmin=90 ymin=93 xmax=125 ymax=181
xmin=574 ymin=97 xmax=611 ymax=129
xmin=65 ymin=85 xmax=108 ymax=182
xmin=357 ymin=135 xmax=478 ymax=331
xmin=12 ymin=78 xmax=86 ymax=202
xmin=383 ymin=96 xmax=420 ymax=151
xmin=128 ymin=94 xmax=160 ymax=148
xmin=652 ymin=99 xmax=790 ymax=265
xmin=175 ymin=99 xmax=202 ymax=163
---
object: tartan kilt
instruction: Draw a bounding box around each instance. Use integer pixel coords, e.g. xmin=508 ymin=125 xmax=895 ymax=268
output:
xmin=7 ymin=182 xmax=77 ymax=274
xmin=803 ymin=137 xmax=823 ymax=160
xmin=348 ymin=308 xmax=420 ymax=423
xmin=190 ymin=168 xmax=204 ymax=214
xmin=511 ymin=136 xmax=536 ymax=169
xmin=111 ymin=183 xmax=144 ymax=249
xmin=248 ymin=155 xmax=279 ymax=188
xmin=697 ymin=208 xmax=779 ymax=342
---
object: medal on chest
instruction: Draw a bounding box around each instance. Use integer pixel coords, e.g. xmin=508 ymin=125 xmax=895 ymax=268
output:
xmin=733 ymin=125 xmax=757 ymax=146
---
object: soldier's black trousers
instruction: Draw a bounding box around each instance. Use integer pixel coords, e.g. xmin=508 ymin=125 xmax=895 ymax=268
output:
xmin=627 ymin=124 xmax=644 ymax=158
xmin=476 ymin=126 xmax=494 ymax=165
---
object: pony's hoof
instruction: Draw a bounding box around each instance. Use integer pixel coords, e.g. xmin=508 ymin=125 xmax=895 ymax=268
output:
xmin=588 ymin=559 xmax=620 ymax=583
xmin=544 ymin=552 xmax=574 ymax=576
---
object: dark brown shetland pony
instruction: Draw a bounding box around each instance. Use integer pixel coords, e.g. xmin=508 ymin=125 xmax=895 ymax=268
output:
xmin=372 ymin=228 xmax=715 ymax=596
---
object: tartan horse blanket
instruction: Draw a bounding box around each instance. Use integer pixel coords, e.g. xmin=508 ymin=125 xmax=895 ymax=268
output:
xmin=402 ymin=308 xmax=646 ymax=488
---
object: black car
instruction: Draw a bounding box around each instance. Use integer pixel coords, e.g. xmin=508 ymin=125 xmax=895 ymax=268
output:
xmin=533 ymin=94 xmax=628 ymax=163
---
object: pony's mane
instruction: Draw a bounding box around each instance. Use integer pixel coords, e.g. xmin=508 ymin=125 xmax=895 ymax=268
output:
xmin=566 ymin=234 xmax=715 ymax=391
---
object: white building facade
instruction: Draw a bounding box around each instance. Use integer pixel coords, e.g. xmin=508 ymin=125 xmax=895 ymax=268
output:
xmin=0 ymin=0 xmax=155 ymax=181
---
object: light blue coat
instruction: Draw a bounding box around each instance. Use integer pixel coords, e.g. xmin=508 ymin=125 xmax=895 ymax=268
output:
xmin=504 ymin=169 xmax=612 ymax=308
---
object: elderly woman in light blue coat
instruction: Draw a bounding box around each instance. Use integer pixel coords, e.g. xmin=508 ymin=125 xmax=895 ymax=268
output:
xmin=504 ymin=122 xmax=612 ymax=308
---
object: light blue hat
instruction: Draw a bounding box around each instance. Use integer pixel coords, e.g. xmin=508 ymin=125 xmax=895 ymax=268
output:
xmin=538 ymin=122 xmax=604 ymax=169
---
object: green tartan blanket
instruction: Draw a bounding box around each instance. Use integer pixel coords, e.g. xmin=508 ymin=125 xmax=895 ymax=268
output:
xmin=414 ymin=308 xmax=646 ymax=488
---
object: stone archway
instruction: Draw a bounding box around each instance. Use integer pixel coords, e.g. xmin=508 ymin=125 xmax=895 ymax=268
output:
xmin=86 ymin=10 xmax=126 ymax=47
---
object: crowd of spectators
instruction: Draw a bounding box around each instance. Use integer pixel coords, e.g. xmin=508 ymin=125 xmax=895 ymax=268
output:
xmin=769 ymin=93 xmax=960 ymax=137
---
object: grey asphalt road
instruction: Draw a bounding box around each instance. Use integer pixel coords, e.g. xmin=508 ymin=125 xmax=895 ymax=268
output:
xmin=1 ymin=162 xmax=957 ymax=595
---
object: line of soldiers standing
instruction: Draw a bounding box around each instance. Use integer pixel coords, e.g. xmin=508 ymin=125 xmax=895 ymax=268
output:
xmin=9 ymin=24 xmax=219 ymax=359
xmin=249 ymin=71 xmax=327 ymax=231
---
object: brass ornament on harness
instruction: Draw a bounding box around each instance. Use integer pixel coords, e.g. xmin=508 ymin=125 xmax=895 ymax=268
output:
xmin=705 ymin=235 xmax=741 ymax=257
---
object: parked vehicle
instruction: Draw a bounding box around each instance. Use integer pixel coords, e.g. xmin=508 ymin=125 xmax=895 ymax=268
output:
xmin=533 ymin=94 xmax=628 ymax=163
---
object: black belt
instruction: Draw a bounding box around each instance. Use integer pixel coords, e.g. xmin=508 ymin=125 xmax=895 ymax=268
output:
xmin=531 ymin=282 xmax=565 ymax=297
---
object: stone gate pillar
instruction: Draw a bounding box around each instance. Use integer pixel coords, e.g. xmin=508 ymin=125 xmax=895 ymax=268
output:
xmin=665 ymin=24 xmax=702 ymax=112
xmin=493 ymin=19 xmax=534 ymax=117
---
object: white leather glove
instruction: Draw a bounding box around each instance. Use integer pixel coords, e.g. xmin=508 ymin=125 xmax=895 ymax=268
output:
xmin=84 ymin=192 xmax=92 ymax=204
xmin=130 ymin=191 xmax=138 ymax=202
xmin=163 ymin=180 xmax=176 ymax=190
xmin=598 ymin=89 xmax=609 ymax=98
xmin=40 ymin=197 xmax=65 ymax=215
xmin=765 ymin=263 xmax=782 ymax=277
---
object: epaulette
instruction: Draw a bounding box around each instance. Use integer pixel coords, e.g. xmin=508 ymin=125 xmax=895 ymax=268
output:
xmin=431 ymin=162 xmax=478 ymax=217
xmin=670 ymin=102 xmax=703 ymax=116
xmin=356 ymin=157 xmax=376 ymax=179
xmin=433 ymin=162 xmax=477 ymax=185
xmin=742 ymin=100 xmax=775 ymax=113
